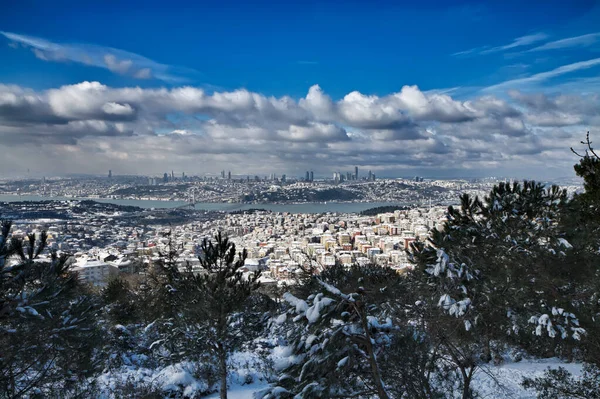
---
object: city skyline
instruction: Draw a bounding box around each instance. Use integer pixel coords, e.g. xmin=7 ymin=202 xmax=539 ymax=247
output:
xmin=1 ymin=1 xmax=600 ymax=179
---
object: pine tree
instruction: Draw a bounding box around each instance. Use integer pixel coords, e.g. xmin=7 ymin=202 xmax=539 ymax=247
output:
xmin=522 ymin=363 xmax=600 ymax=399
xmin=522 ymin=133 xmax=600 ymax=398
xmin=0 ymin=219 xmax=100 ymax=397
xmin=409 ymin=181 xmax=584 ymax=398
xmin=150 ymin=232 xmax=261 ymax=399
xmin=262 ymin=263 xmax=445 ymax=398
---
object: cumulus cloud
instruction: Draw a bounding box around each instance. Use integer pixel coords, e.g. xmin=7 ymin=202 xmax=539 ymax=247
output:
xmin=0 ymin=81 xmax=594 ymax=178
xmin=509 ymin=90 xmax=600 ymax=127
xmin=101 ymin=102 xmax=135 ymax=116
xmin=281 ymin=123 xmax=349 ymax=142
xmin=337 ymin=91 xmax=411 ymax=129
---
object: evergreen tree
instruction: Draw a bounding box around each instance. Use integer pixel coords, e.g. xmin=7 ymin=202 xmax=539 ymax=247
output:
xmin=522 ymin=363 xmax=600 ymax=399
xmin=263 ymin=263 xmax=444 ymax=399
xmin=409 ymin=181 xmax=583 ymax=398
xmin=565 ymin=132 xmax=600 ymax=363
xmin=149 ymin=232 xmax=261 ymax=399
xmin=102 ymin=277 xmax=140 ymax=325
xmin=0 ymin=219 xmax=99 ymax=397
xmin=522 ymin=133 xmax=600 ymax=398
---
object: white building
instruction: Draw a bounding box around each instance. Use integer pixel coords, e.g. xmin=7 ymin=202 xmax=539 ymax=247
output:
xmin=72 ymin=258 xmax=118 ymax=287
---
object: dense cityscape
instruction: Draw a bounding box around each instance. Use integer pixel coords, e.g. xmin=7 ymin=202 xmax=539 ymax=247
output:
xmin=0 ymin=172 xmax=583 ymax=289
xmin=0 ymin=171 xmax=569 ymax=204
xmin=0 ymin=197 xmax=444 ymax=287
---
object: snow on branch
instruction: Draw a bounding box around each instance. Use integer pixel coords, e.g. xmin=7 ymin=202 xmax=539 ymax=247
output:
xmin=317 ymin=279 xmax=355 ymax=302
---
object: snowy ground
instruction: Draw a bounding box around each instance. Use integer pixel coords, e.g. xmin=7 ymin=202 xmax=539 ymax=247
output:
xmin=96 ymin=354 xmax=582 ymax=398
xmin=204 ymin=382 xmax=269 ymax=399
xmin=208 ymin=358 xmax=582 ymax=399
xmin=95 ymin=350 xmax=270 ymax=398
xmin=472 ymin=358 xmax=582 ymax=399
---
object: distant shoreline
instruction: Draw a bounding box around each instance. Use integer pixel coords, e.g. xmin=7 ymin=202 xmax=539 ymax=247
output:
xmin=0 ymin=194 xmax=433 ymax=213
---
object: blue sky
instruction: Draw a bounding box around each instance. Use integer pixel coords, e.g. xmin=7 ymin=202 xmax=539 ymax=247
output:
xmin=1 ymin=0 xmax=600 ymax=178
xmin=2 ymin=0 xmax=599 ymax=97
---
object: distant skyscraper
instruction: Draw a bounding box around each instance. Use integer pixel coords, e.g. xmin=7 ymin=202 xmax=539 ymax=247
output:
xmin=228 ymin=171 xmax=231 ymax=180
xmin=355 ymin=166 xmax=358 ymax=180
xmin=306 ymin=171 xmax=310 ymax=181
xmin=163 ymin=172 xmax=168 ymax=183
xmin=182 ymin=172 xmax=185 ymax=180
xmin=221 ymin=170 xmax=225 ymax=179
xmin=310 ymin=171 xmax=314 ymax=182
xmin=108 ymin=170 xmax=112 ymax=179
xmin=368 ymin=170 xmax=372 ymax=181
xmin=282 ymin=174 xmax=286 ymax=183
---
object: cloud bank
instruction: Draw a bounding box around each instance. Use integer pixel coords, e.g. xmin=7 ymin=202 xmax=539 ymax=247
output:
xmin=0 ymin=80 xmax=596 ymax=178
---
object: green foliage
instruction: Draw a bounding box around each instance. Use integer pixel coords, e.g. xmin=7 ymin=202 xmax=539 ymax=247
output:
xmin=265 ymin=263 xmax=444 ymax=399
xmin=0 ymin=219 xmax=101 ymax=398
xmin=407 ymin=180 xmax=581 ymax=398
xmin=102 ymin=277 xmax=139 ymax=325
xmin=562 ymin=133 xmax=600 ymax=365
xmin=522 ymin=363 xmax=600 ymax=399
xmin=359 ymin=205 xmax=411 ymax=216
xmin=146 ymin=231 xmax=263 ymax=399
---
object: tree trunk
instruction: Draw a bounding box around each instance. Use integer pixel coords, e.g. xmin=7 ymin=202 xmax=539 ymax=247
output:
xmin=482 ymin=337 xmax=492 ymax=363
xmin=218 ymin=342 xmax=228 ymax=399
xmin=357 ymin=303 xmax=390 ymax=399
xmin=461 ymin=366 xmax=474 ymax=399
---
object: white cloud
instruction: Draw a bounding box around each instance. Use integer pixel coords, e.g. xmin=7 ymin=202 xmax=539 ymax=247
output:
xmin=484 ymin=58 xmax=600 ymax=92
xmin=480 ymin=33 xmax=549 ymax=54
xmin=103 ymin=54 xmax=133 ymax=74
xmin=527 ymin=32 xmax=600 ymax=52
xmin=0 ymin=81 xmax=595 ymax=178
xmin=102 ymin=102 xmax=134 ymax=116
xmin=133 ymin=68 xmax=152 ymax=79
xmin=0 ymin=31 xmax=197 ymax=83
xmin=453 ymin=32 xmax=548 ymax=56
xmin=281 ymin=123 xmax=349 ymax=142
